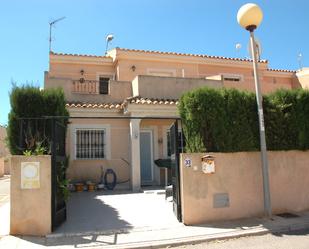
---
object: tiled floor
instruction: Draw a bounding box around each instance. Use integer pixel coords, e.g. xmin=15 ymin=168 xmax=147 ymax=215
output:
xmin=54 ymin=189 xmax=181 ymax=235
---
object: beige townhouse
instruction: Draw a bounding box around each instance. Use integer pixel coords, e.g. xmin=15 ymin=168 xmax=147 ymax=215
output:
xmin=44 ymin=47 xmax=309 ymax=191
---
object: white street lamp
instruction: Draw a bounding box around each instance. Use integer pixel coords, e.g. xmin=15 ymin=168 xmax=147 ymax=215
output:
xmin=237 ymin=3 xmax=272 ymax=217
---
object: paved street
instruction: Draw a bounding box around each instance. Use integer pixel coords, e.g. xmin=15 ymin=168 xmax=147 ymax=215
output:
xmin=168 ymin=229 xmax=309 ymax=249
xmin=0 ymin=176 xmax=10 ymax=236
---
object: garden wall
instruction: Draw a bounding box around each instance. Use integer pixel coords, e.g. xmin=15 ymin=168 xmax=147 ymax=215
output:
xmin=10 ymin=155 xmax=51 ymax=235
xmin=180 ymin=151 xmax=309 ymax=225
xmin=0 ymin=157 xmax=4 ymax=177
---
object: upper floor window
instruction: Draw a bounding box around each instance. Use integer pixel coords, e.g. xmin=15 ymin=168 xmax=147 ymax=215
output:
xmin=99 ymin=77 xmax=110 ymax=94
xmin=222 ymin=74 xmax=243 ymax=82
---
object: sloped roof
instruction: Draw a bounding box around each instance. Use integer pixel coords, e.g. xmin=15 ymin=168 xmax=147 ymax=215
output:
xmin=66 ymin=96 xmax=179 ymax=111
xmin=66 ymin=102 xmax=122 ymax=109
xmin=125 ymin=96 xmax=179 ymax=105
xmin=50 ymin=51 xmax=110 ymax=59
xmin=266 ymin=68 xmax=296 ymax=73
xmin=51 ymin=48 xmax=268 ymax=63
xmin=116 ymin=48 xmax=268 ymax=63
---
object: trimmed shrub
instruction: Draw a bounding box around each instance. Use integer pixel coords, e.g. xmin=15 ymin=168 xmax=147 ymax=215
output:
xmin=7 ymin=85 xmax=69 ymax=155
xmin=179 ymin=87 xmax=309 ymax=152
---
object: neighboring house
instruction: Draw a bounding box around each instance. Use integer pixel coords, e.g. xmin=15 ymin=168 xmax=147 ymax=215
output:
xmin=0 ymin=125 xmax=9 ymax=158
xmin=44 ymin=48 xmax=309 ymax=191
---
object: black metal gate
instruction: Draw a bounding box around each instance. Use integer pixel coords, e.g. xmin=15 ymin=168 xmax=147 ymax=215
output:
xmin=18 ymin=117 xmax=67 ymax=231
xmin=169 ymin=120 xmax=182 ymax=222
xmin=51 ymin=118 xmax=67 ymax=231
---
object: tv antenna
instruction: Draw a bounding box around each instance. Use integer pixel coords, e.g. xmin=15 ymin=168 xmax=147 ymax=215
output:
xmin=105 ymin=34 xmax=114 ymax=55
xmin=297 ymin=52 xmax=303 ymax=69
xmin=49 ymin=16 xmax=66 ymax=53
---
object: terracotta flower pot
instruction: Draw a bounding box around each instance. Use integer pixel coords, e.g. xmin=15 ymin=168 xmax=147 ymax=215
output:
xmin=75 ymin=183 xmax=84 ymax=192
xmin=87 ymin=183 xmax=96 ymax=192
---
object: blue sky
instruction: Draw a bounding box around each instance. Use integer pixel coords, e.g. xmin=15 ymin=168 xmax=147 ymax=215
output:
xmin=1 ymin=0 xmax=309 ymax=125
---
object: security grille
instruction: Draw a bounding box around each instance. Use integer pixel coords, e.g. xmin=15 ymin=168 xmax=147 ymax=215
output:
xmin=76 ymin=129 xmax=105 ymax=159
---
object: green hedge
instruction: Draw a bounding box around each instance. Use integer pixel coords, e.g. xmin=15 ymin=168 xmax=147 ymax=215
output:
xmin=179 ymin=87 xmax=309 ymax=152
xmin=7 ymin=86 xmax=69 ymax=155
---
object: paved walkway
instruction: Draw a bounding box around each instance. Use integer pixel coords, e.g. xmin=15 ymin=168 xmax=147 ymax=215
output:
xmin=54 ymin=190 xmax=181 ymax=235
xmin=0 ymin=176 xmax=10 ymax=236
xmin=2 ymin=210 xmax=309 ymax=249
xmin=170 ymin=228 xmax=309 ymax=249
xmin=2 ymin=186 xmax=309 ymax=248
xmin=0 ymin=175 xmax=10 ymax=207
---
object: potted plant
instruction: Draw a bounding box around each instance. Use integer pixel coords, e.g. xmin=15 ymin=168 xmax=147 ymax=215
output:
xmin=75 ymin=183 xmax=84 ymax=192
xmin=86 ymin=181 xmax=96 ymax=192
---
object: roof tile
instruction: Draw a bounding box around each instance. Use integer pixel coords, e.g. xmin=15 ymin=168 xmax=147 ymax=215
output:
xmin=125 ymin=96 xmax=179 ymax=106
xmin=117 ymin=47 xmax=268 ymax=63
xmin=267 ymin=68 xmax=296 ymax=73
xmin=66 ymin=102 xmax=122 ymax=109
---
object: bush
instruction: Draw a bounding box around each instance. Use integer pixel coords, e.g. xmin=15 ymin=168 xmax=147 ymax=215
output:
xmin=7 ymin=85 xmax=69 ymax=155
xmin=179 ymin=87 xmax=309 ymax=152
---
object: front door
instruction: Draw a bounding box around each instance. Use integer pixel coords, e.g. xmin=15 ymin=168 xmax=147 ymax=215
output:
xmin=140 ymin=130 xmax=153 ymax=185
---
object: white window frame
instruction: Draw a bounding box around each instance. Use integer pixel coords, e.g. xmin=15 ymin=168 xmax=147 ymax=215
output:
xmin=70 ymin=124 xmax=111 ymax=160
xmin=96 ymin=72 xmax=116 ymax=95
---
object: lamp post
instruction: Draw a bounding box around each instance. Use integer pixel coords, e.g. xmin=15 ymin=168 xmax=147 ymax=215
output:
xmin=237 ymin=3 xmax=272 ymax=217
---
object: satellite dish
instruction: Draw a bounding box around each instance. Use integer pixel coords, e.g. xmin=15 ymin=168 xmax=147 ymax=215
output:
xmin=236 ymin=43 xmax=242 ymax=51
xmin=247 ymin=37 xmax=262 ymax=60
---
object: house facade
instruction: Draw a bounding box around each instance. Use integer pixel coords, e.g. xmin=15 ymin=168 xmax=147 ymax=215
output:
xmin=44 ymin=47 xmax=309 ymax=191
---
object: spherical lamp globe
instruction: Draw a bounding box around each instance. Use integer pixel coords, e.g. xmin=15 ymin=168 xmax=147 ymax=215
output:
xmin=237 ymin=3 xmax=263 ymax=31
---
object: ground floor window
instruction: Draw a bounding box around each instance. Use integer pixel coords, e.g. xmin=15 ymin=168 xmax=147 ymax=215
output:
xmin=76 ymin=129 xmax=105 ymax=159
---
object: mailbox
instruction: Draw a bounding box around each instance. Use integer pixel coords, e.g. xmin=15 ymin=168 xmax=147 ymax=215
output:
xmin=201 ymin=155 xmax=215 ymax=174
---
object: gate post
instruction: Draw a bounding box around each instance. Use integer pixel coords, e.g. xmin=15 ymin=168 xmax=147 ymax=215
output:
xmin=130 ymin=118 xmax=141 ymax=192
xmin=10 ymin=155 xmax=52 ymax=235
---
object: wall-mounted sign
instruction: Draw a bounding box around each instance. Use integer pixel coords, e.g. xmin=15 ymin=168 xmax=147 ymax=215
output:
xmin=21 ymin=162 xmax=40 ymax=189
xmin=201 ymin=155 xmax=215 ymax=174
xmin=184 ymin=157 xmax=192 ymax=167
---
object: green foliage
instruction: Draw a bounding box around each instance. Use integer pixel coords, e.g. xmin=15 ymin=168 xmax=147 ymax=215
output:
xmin=22 ymin=141 xmax=48 ymax=156
xmin=57 ymin=156 xmax=70 ymax=201
xmin=179 ymin=87 xmax=309 ymax=152
xmin=7 ymin=85 xmax=69 ymax=155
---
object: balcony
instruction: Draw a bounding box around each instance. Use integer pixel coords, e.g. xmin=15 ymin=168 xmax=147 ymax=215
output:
xmin=132 ymin=75 xmax=223 ymax=99
xmin=72 ymin=79 xmax=99 ymax=94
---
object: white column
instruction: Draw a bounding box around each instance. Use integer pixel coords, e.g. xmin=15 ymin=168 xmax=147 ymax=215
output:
xmin=130 ymin=118 xmax=141 ymax=192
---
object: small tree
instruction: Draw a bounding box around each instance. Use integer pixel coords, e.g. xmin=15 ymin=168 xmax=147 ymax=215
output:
xmin=7 ymin=85 xmax=69 ymax=155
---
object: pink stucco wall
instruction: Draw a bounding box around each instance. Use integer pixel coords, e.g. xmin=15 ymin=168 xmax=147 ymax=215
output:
xmin=180 ymin=151 xmax=309 ymax=225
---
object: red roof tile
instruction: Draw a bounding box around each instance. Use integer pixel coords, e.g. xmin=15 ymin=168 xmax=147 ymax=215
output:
xmin=267 ymin=68 xmax=296 ymax=73
xmin=117 ymin=48 xmax=268 ymax=63
xmin=66 ymin=102 xmax=122 ymax=109
xmin=50 ymin=51 xmax=110 ymax=59
xmin=125 ymin=96 xmax=179 ymax=106
xmin=50 ymin=48 xmax=268 ymax=63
